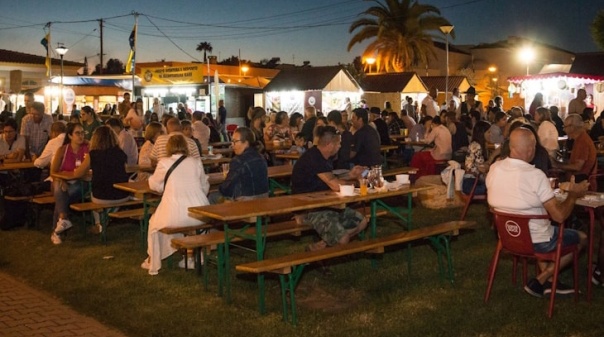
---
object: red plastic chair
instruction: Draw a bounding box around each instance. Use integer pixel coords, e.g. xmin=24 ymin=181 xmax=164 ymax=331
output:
xmin=459 ymin=174 xmax=486 ymax=221
xmin=485 ymin=210 xmax=579 ymax=318
xmin=226 ymin=124 xmax=238 ymax=139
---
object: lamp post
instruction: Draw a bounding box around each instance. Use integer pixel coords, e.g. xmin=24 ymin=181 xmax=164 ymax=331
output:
xmin=241 ymin=65 xmax=249 ymax=77
xmin=439 ymin=25 xmax=454 ymax=105
xmin=55 ymin=44 xmax=68 ymax=114
xmin=365 ymin=57 xmax=375 ymax=74
xmin=519 ymin=47 xmax=535 ymax=76
xmin=488 ymin=66 xmax=498 ymax=98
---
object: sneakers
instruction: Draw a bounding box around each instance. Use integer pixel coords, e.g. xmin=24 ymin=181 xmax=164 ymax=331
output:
xmin=592 ymin=265 xmax=602 ymax=286
xmin=89 ymin=223 xmax=103 ymax=234
xmin=55 ymin=218 xmax=73 ymax=234
xmin=524 ymin=278 xmax=544 ymax=298
xmin=178 ymin=256 xmax=197 ymax=270
xmin=543 ymin=280 xmax=575 ymax=296
xmin=50 ymin=232 xmax=62 ymax=245
xmin=141 ymin=257 xmax=158 ymax=276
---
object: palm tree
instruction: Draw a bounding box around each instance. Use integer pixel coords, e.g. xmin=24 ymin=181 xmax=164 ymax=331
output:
xmin=196 ymin=42 xmax=213 ymax=63
xmin=348 ymin=0 xmax=454 ymax=73
xmin=591 ymin=10 xmax=604 ymax=50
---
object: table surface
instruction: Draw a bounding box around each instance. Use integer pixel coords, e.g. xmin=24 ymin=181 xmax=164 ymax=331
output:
xmin=209 ymin=141 xmax=232 ymax=148
xmin=114 ymin=180 xmax=154 ymax=194
xmin=188 ymin=184 xmax=432 ymax=222
xmin=0 ymin=161 xmax=36 ymax=171
xmin=206 ymin=164 xmax=294 ymax=185
xmin=202 ymin=148 xmax=233 ymax=156
xmin=51 ymin=170 xmax=93 ymax=181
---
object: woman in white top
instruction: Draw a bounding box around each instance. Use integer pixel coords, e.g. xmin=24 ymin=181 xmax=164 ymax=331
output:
xmin=123 ymin=98 xmax=144 ymax=137
xmin=534 ymin=107 xmax=559 ymax=158
xmin=141 ymin=134 xmax=210 ymax=276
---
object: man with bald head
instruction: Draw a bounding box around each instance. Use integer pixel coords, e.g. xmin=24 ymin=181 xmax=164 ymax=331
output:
xmin=150 ymin=117 xmax=200 ymax=166
xmin=487 ymin=127 xmax=587 ymax=297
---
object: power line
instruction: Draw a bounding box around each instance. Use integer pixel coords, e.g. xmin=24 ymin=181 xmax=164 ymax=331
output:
xmin=142 ymin=14 xmax=201 ymax=62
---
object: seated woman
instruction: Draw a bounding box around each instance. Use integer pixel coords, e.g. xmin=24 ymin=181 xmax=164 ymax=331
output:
xmin=72 ymin=126 xmax=131 ymax=234
xmin=265 ymin=110 xmax=291 ymax=142
xmin=462 ymin=120 xmax=491 ymax=195
xmin=141 ymin=135 xmax=210 ymax=276
xmin=410 ymin=116 xmax=452 ymax=179
xmin=137 ymin=122 xmax=163 ymax=181
xmin=49 ymin=123 xmax=90 ymax=245
xmin=209 ymin=126 xmax=269 ymax=203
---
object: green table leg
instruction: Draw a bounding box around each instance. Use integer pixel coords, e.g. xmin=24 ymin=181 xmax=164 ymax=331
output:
xmin=256 ymin=216 xmax=267 ymax=314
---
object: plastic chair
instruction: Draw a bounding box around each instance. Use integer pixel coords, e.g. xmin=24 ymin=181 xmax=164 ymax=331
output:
xmin=485 ymin=210 xmax=579 ymax=318
xmin=459 ymin=174 xmax=486 ymax=221
xmin=226 ymin=124 xmax=238 ymax=139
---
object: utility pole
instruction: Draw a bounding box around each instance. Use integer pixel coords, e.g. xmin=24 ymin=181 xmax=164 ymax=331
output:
xmin=99 ymin=19 xmax=104 ymax=74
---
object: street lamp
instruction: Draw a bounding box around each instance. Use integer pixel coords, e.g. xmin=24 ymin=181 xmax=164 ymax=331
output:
xmin=519 ymin=46 xmax=535 ymax=76
xmin=365 ymin=57 xmax=376 ymax=74
xmin=55 ymin=44 xmax=68 ymax=114
xmin=439 ymin=25 xmax=454 ymax=105
xmin=241 ymin=65 xmax=249 ymax=77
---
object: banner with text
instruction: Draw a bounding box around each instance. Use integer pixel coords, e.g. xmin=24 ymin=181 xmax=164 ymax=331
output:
xmin=140 ymin=65 xmax=205 ymax=85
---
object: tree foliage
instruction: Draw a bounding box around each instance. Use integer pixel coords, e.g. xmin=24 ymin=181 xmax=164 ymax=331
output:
xmin=196 ymin=42 xmax=213 ymax=63
xmin=591 ymin=10 xmax=604 ymax=50
xmin=348 ymin=0 xmax=454 ymax=73
xmin=92 ymin=58 xmax=124 ymax=75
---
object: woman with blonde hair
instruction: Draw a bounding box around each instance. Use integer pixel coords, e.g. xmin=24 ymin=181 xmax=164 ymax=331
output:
xmin=141 ymin=134 xmax=210 ymax=275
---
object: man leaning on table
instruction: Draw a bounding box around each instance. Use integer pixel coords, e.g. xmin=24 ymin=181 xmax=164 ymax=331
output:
xmin=291 ymin=125 xmax=368 ymax=252
xmin=553 ymin=114 xmax=597 ymax=179
xmin=487 ymin=127 xmax=587 ymax=297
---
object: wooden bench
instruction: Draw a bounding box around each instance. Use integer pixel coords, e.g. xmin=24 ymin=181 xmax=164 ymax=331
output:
xmin=4 ymin=191 xmax=53 ymax=228
xmin=236 ymin=220 xmax=476 ymax=325
xmin=172 ymin=219 xmax=313 ymax=294
xmin=70 ymin=199 xmax=151 ymax=243
xmin=172 ymin=207 xmax=388 ymax=298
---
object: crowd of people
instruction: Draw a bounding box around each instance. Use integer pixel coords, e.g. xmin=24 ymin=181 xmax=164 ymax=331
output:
xmin=2 ymin=89 xmax=604 ymax=288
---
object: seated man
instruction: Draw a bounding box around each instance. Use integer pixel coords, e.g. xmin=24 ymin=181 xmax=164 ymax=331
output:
xmin=208 ymin=126 xmax=269 ymax=203
xmin=291 ymin=125 xmax=368 ymax=251
xmin=486 ymin=127 xmax=587 ymax=297
xmin=106 ymin=117 xmax=138 ymax=166
xmin=554 ymin=114 xmax=596 ymax=180
xmin=150 ymin=117 xmax=200 ymax=166
xmin=350 ymin=108 xmax=382 ymax=167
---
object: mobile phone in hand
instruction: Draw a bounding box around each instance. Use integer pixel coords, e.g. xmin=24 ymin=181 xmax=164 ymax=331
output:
xmin=574 ymin=174 xmax=588 ymax=183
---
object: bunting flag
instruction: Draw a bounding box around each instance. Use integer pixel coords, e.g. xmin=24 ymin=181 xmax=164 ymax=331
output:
xmin=125 ymin=24 xmax=136 ymax=74
xmin=41 ymin=33 xmax=50 ymax=76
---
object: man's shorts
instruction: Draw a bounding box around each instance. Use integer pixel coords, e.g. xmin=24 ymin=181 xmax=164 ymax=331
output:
xmin=304 ymin=207 xmax=364 ymax=246
xmin=533 ymin=226 xmax=581 ymax=253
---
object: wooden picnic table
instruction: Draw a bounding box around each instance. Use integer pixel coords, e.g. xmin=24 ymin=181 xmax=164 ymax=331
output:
xmin=202 ymin=147 xmax=233 ymax=156
xmin=209 ymin=141 xmax=232 ymax=148
xmin=187 ymin=183 xmax=432 ymax=312
xmin=568 ymin=190 xmax=604 ymax=302
xmin=0 ymin=161 xmax=36 ymax=171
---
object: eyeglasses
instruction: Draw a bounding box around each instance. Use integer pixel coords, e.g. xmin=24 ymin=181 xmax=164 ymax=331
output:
xmin=231 ymin=139 xmax=243 ymax=144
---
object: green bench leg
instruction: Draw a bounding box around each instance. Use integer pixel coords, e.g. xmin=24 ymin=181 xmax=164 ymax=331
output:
xmin=371 ymin=197 xmax=414 ymax=275
xmin=278 ymin=264 xmax=306 ymax=325
xmin=427 ymin=234 xmax=455 ymax=284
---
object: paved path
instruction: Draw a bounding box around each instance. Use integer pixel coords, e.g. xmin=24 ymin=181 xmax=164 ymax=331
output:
xmin=0 ymin=271 xmax=128 ymax=337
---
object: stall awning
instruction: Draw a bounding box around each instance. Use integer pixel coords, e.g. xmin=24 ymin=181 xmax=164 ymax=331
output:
xmin=508 ymin=72 xmax=604 ymax=84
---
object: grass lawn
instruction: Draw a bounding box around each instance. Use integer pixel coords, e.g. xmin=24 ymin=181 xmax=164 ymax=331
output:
xmin=0 ymin=199 xmax=603 ymax=337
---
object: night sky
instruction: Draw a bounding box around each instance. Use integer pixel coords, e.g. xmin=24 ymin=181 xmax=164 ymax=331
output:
xmin=0 ymin=0 xmax=600 ymax=67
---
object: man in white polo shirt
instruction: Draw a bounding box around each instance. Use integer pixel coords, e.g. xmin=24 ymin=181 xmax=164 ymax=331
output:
xmin=486 ymin=127 xmax=587 ymax=297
